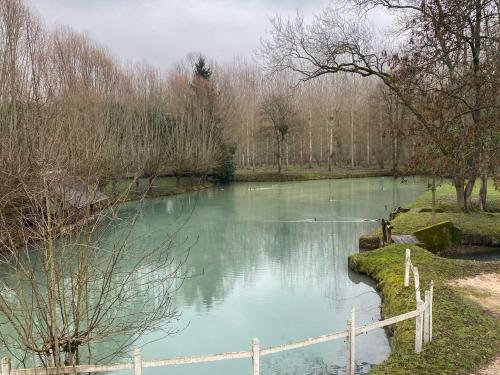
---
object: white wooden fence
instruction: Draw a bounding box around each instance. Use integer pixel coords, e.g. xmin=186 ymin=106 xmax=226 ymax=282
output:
xmin=1 ymin=249 xmax=433 ymax=375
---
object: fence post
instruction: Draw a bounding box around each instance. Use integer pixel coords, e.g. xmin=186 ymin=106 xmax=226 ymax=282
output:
xmin=346 ymin=307 xmax=355 ymax=375
xmin=415 ymin=300 xmax=424 ymax=353
xmin=1 ymin=357 xmax=10 ymax=375
xmin=424 ymin=290 xmax=430 ymax=343
xmin=413 ymin=266 xmax=421 ymax=302
xmin=404 ymin=248 xmax=411 ymax=287
xmin=430 ymin=280 xmax=434 ymax=342
xmin=346 ymin=320 xmax=352 ymax=375
xmin=252 ymin=338 xmax=260 ymax=375
xmin=134 ymin=348 xmax=142 ymax=375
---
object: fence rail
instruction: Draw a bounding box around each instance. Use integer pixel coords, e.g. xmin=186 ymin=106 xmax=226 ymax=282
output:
xmin=2 ymin=248 xmax=433 ymax=375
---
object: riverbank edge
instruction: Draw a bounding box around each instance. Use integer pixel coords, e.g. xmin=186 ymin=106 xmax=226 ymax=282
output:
xmin=232 ymin=168 xmax=392 ymax=182
xmin=112 ymin=181 xmax=212 ymax=204
xmin=348 ymin=244 xmax=500 ymax=374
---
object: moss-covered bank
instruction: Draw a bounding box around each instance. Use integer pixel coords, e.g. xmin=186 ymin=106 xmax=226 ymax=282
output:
xmin=349 ymin=245 xmax=500 ymax=374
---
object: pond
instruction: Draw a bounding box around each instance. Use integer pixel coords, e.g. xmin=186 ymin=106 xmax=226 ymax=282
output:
xmin=0 ymin=176 xmax=427 ymax=374
xmin=112 ymin=177 xmax=426 ymax=375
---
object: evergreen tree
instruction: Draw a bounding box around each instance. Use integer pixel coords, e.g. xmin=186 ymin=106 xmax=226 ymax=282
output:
xmin=194 ymin=56 xmax=211 ymax=80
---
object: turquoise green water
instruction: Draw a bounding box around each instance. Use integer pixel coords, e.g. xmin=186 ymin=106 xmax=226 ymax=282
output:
xmin=114 ymin=177 xmax=426 ymax=374
xmin=0 ymin=177 xmax=426 ymax=374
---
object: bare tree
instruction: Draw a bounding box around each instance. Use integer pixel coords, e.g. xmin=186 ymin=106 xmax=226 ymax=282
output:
xmin=0 ymin=171 xmax=188 ymax=370
xmin=260 ymin=0 xmax=499 ymax=210
xmin=260 ymin=91 xmax=299 ymax=176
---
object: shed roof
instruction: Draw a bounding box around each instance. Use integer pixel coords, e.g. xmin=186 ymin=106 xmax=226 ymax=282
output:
xmin=47 ymin=174 xmax=108 ymax=209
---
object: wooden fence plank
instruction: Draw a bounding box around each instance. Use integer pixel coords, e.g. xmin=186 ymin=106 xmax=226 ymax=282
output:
xmin=252 ymin=338 xmax=260 ymax=375
xmin=430 ymin=281 xmax=434 ymax=342
xmin=347 ymin=308 xmax=356 ymax=375
xmin=424 ymin=290 xmax=430 ymax=343
xmin=415 ymin=300 xmax=424 ymax=353
xmin=260 ymin=331 xmax=348 ymax=356
xmin=413 ymin=266 xmax=421 ymax=302
xmin=12 ymin=364 xmax=133 ymax=375
xmin=143 ymin=351 xmax=252 ymax=367
xmin=356 ymin=309 xmax=419 ymax=334
xmin=404 ymin=248 xmax=411 ymax=287
xmin=134 ymin=348 xmax=142 ymax=375
xmin=2 ymin=357 xmax=11 ymax=375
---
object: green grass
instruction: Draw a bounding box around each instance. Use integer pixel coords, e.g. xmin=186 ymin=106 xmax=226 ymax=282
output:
xmin=233 ymin=165 xmax=391 ymax=182
xmin=405 ymin=180 xmax=500 ymax=212
xmin=391 ymin=211 xmax=500 ymax=241
xmin=386 ymin=180 xmax=500 ymax=242
xmin=349 ymin=244 xmax=500 ymax=374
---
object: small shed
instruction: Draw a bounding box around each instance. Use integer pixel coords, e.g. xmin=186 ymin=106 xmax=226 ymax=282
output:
xmin=46 ymin=173 xmax=108 ymax=224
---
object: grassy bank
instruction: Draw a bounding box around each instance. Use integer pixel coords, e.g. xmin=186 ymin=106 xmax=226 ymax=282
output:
xmin=405 ymin=181 xmax=500 ymax=212
xmin=349 ymin=244 xmax=500 ymax=374
xmin=233 ymin=165 xmax=391 ymax=182
xmin=389 ymin=180 xmax=500 ymax=244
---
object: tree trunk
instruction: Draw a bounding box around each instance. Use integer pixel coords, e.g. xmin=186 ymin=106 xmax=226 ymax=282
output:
xmin=366 ymin=119 xmax=370 ymax=166
xmin=453 ymin=176 xmax=476 ymax=212
xmin=379 ymin=110 xmax=384 ymax=169
xmin=328 ymin=115 xmax=334 ymax=172
xmin=277 ymin=135 xmax=282 ymax=176
xmin=308 ymin=109 xmax=312 ymax=168
xmin=351 ymin=77 xmax=356 ymax=168
xmin=431 ymin=175 xmax=436 ymax=223
xmin=391 ymin=104 xmax=398 ymax=177
xmin=266 ymin=138 xmax=269 ymax=165
xmin=478 ymin=173 xmax=487 ymax=211
xmin=285 ymin=141 xmax=289 ymax=167
xmin=320 ymin=127 xmax=323 ymax=163
xmin=392 ymin=133 xmax=398 ymax=177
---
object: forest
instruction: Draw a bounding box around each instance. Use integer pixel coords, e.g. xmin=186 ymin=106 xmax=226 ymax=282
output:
xmin=1 ymin=1 xmax=497 ymax=213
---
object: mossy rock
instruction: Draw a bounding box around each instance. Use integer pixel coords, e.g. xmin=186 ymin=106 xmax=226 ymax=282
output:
xmin=413 ymin=221 xmax=461 ymax=252
xmin=359 ymin=235 xmax=381 ymax=250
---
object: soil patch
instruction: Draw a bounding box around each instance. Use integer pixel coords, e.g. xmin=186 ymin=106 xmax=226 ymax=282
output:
xmin=449 ymin=273 xmax=500 ymax=314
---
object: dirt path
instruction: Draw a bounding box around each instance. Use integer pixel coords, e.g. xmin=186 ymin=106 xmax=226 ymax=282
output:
xmin=450 ymin=273 xmax=500 ymax=314
xmin=449 ymin=273 xmax=500 ymax=375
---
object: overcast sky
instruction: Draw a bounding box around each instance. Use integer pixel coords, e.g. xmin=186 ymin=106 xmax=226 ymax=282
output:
xmin=29 ymin=0 xmax=392 ymax=68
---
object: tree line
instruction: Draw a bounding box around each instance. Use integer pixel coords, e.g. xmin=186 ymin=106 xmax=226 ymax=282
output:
xmin=1 ymin=0 xmax=497 ymax=222
xmin=261 ymin=0 xmax=499 ymax=211
xmin=0 ymin=0 xmax=419 ymax=201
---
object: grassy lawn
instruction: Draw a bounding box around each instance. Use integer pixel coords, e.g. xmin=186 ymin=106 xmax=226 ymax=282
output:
xmin=405 ymin=180 xmax=500 ymax=212
xmin=234 ymin=165 xmax=391 ymax=182
xmin=389 ymin=180 xmax=500 ymax=242
xmin=349 ymin=244 xmax=500 ymax=374
xmin=391 ymin=211 xmax=500 ymax=241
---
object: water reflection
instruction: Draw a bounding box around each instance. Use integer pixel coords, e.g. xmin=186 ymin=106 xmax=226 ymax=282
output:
xmin=0 ymin=177 xmax=425 ymax=374
xmin=119 ymin=177 xmax=424 ymax=375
